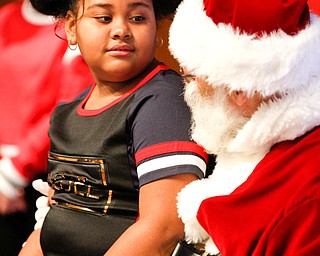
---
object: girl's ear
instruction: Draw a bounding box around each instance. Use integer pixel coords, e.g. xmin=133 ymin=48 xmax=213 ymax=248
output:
xmin=65 ymin=10 xmax=77 ymax=45
xmin=230 ymin=90 xmax=248 ymax=106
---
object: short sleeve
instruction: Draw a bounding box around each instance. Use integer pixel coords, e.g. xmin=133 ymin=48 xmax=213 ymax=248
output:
xmin=129 ymin=70 xmax=208 ymax=187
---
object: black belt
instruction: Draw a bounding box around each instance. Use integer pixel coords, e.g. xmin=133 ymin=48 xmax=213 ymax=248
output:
xmin=172 ymin=241 xmax=219 ymax=256
xmin=50 ymin=180 xmax=108 ymax=200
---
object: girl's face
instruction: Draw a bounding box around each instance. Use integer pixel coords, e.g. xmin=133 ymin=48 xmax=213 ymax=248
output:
xmin=66 ymin=0 xmax=157 ymax=83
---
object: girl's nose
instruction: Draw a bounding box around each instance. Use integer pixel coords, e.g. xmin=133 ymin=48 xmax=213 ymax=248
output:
xmin=110 ymin=19 xmax=132 ymax=40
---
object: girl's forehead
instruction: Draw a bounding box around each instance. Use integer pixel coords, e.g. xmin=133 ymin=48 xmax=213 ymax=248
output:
xmin=82 ymin=0 xmax=153 ymax=8
xmin=77 ymin=0 xmax=155 ymax=17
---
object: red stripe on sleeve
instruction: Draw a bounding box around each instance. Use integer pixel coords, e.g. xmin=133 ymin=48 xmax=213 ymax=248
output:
xmin=135 ymin=141 xmax=208 ymax=165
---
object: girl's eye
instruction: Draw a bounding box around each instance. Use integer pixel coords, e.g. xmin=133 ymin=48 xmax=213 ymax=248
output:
xmin=96 ymin=16 xmax=112 ymax=22
xmin=130 ymin=16 xmax=144 ymax=22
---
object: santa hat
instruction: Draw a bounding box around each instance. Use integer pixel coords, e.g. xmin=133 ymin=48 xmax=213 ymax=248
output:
xmin=169 ymin=0 xmax=320 ymax=96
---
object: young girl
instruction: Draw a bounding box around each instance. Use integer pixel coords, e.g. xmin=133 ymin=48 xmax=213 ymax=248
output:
xmin=19 ymin=0 xmax=208 ymax=255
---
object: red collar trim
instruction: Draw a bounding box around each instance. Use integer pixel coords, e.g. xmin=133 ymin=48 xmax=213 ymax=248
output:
xmin=77 ymin=64 xmax=169 ymax=116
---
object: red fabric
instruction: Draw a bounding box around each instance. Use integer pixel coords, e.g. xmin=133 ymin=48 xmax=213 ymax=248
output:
xmin=197 ymin=127 xmax=320 ymax=255
xmin=203 ymin=0 xmax=310 ymax=35
xmin=0 ymin=2 xmax=94 ymax=180
xmin=309 ymin=0 xmax=320 ymax=14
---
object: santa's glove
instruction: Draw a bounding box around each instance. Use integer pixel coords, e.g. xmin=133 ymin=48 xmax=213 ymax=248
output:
xmin=32 ymin=179 xmax=50 ymax=230
xmin=0 ymin=157 xmax=28 ymax=199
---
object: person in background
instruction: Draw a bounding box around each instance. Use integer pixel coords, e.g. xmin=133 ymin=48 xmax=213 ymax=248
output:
xmin=19 ymin=0 xmax=209 ymax=255
xmin=0 ymin=0 xmax=93 ymax=255
xmin=169 ymin=0 xmax=320 ymax=255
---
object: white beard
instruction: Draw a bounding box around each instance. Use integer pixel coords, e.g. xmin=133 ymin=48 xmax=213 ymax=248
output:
xmin=184 ymin=82 xmax=249 ymax=155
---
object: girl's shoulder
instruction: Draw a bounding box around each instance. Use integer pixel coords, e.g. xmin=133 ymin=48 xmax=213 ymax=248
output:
xmin=138 ymin=67 xmax=184 ymax=97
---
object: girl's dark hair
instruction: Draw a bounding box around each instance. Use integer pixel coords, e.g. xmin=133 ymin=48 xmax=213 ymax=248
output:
xmin=30 ymin=0 xmax=182 ymax=20
xmin=153 ymin=0 xmax=182 ymax=20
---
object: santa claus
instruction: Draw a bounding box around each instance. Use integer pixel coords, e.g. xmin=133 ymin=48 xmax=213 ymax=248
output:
xmin=169 ymin=0 xmax=320 ymax=255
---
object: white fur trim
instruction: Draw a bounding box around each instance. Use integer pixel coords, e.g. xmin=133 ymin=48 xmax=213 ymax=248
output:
xmin=169 ymin=0 xmax=320 ymax=96
xmin=177 ymin=179 xmax=213 ymax=244
xmin=205 ymin=238 xmax=220 ymax=255
xmin=177 ymin=152 xmax=263 ymax=244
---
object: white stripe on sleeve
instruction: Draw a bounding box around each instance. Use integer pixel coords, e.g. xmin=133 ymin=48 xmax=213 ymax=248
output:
xmin=137 ymin=154 xmax=206 ymax=178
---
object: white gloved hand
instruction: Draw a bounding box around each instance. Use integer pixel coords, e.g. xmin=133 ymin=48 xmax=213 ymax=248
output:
xmin=0 ymin=156 xmax=27 ymax=198
xmin=32 ymin=179 xmax=50 ymax=230
xmin=32 ymin=179 xmax=50 ymax=196
xmin=0 ymin=145 xmax=28 ymax=214
xmin=0 ymin=170 xmax=20 ymax=199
